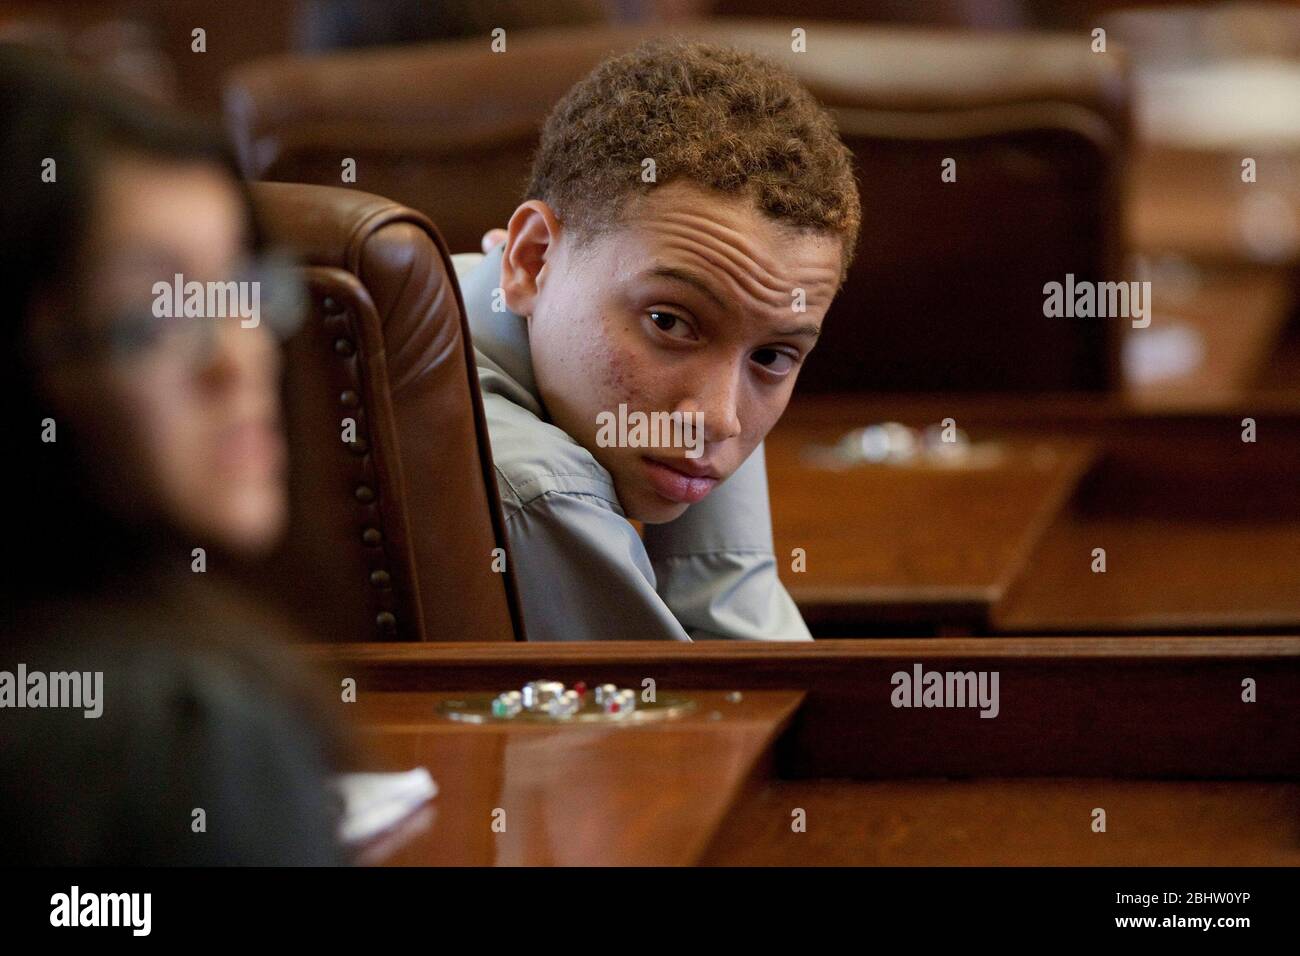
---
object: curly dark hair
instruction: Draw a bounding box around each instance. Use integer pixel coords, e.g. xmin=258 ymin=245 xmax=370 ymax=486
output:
xmin=525 ymin=37 xmax=861 ymax=283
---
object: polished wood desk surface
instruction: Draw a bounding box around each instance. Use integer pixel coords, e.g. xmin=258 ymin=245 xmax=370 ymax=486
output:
xmin=764 ymin=428 xmax=1095 ymax=628
xmin=1121 ymin=265 xmax=1296 ymax=406
xmin=764 ymin=396 xmax=1300 ymax=634
xmin=995 ymin=516 xmax=1300 ymax=633
xmin=1124 ymin=144 xmax=1300 ymax=403
xmin=1130 ymin=145 xmax=1300 ymax=268
xmin=353 ymin=690 xmax=802 ymax=866
xmin=703 ymin=779 xmax=1300 ymax=866
xmin=317 ymin=639 xmax=1300 ymax=866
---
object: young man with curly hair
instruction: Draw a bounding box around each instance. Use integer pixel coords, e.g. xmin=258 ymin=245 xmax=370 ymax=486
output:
xmin=453 ymin=37 xmax=861 ymax=642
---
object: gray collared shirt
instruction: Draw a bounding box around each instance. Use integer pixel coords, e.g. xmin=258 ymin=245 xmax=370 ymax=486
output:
xmin=454 ymin=245 xmax=811 ymax=642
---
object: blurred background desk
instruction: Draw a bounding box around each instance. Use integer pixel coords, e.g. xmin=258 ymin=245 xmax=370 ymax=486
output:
xmin=768 ymin=395 xmax=1300 ymax=635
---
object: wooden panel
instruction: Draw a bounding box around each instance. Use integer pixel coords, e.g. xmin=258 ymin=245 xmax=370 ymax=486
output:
xmin=313 ymin=638 xmax=1300 ymax=778
xmin=1130 ymin=146 xmax=1300 ymax=267
xmin=324 ymin=643 xmax=1300 ymax=865
xmin=990 ymin=402 xmax=1300 ymax=632
xmin=1122 ymin=266 xmax=1296 ymax=405
xmin=995 ymin=515 xmax=1300 ymax=632
xmin=805 ymin=125 xmax=1121 ymax=393
xmin=348 ymin=690 xmax=803 ymax=865
xmin=765 ymin=396 xmax=1300 ymax=632
xmin=765 ymin=422 xmax=1095 ymax=628
xmin=703 ymin=779 xmax=1300 ymax=866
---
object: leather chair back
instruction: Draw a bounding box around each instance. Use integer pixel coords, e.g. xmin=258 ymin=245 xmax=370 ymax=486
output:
xmin=249 ymin=181 xmax=523 ymax=642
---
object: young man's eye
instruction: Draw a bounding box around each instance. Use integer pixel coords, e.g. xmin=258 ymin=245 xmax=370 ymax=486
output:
xmin=646 ymin=310 xmax=694 ymax=340
xmin=751 ymin=348 xmax=798 ymax=376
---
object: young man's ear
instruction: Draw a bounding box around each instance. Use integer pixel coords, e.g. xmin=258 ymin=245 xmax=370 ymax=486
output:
xmin=499 ymin=199 xmax=562 ymax=319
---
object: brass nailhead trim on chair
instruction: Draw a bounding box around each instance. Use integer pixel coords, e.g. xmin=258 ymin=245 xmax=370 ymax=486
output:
xmin=323 ymin=294 xmax=391 ymax=635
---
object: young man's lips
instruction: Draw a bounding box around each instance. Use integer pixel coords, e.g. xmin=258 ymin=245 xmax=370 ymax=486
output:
xmin=641 ymin=456 xmax=719 ymax=504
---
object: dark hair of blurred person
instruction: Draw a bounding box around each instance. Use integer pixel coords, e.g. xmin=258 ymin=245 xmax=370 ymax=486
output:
xmin=0 ymin=44 xmax=347 ymax=865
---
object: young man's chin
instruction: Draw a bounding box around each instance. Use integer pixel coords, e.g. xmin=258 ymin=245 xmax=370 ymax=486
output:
xmin=627 ymin=494 xmax=691 ymax=525
xmin=608 ymin=469 xmax=692 ymax=525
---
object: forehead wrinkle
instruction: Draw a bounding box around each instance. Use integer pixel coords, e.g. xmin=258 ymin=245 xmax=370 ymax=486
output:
xmin=650 ymin=203 xmax=840 ymax=280
xmin=655 ymin=234 xmax=839 ymax=320
xmin=653 ymin=226 xmax=833 ymax=314
xmin=650 ymin=208 xmax=788 ymax=282
xmin=648 ymin=207 xmax=839 ymax=288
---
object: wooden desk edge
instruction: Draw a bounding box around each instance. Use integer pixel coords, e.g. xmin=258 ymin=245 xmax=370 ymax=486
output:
xmin=308 ymin=636 xmax=1300 ymax=667
xmin=683 ymin=689 xmax=805 ymax=864
xmin=988 ymin=442 xmax=1099 ymax=617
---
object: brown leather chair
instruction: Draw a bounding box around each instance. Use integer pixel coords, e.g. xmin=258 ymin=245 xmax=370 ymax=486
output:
xmin=227 ymin=19 xmax=1130 ymax=393
xmin=248 ymin=181 xmax=523 ymax=642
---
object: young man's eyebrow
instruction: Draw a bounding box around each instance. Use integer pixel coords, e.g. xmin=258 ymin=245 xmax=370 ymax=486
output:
xmin=772 ymin=323 xmax=821 ymax=340
xmin=645 ymin=266 xmax=822 ymax=339
xmin=643 ymin=266 xmax=730 ymax=314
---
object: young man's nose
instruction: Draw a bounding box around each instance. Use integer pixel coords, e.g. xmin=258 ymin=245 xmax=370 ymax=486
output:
xmin=675 ymin=369 xmax=743 ymax=445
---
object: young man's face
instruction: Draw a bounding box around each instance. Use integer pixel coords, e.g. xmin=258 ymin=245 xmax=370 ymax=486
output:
xmin=500 ymin=180 xmax=843 ymax=523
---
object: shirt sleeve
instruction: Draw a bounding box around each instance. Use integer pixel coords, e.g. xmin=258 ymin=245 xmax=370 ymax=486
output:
xmin=450 ymin=251 xmax=486 ymax=286
xmin=504 ymin=489 xmax=694 ymax=642
xmin=641 ymin=442 xmax=812 ymax=641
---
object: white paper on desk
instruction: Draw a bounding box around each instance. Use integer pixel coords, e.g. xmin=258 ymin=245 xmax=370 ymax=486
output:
xmin=331 ymin=769 xmax=438 ymax=846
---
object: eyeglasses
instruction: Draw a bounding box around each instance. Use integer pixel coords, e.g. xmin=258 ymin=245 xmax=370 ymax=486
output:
xmin=39 ymin=250 xmax=307 ymax=368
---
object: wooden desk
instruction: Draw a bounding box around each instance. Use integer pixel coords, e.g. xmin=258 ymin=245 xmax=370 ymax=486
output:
xmin=1122 ymin=265 xmax=1296 ymax=406
xmin=766 ymin=397 xmax=1300 ymax=634
xmin=995 ymin=516 xmax=1300 ymax=633
xmin=352 ymin=689 xmax=800 ymax=865
xmin=315 ymin=639 xmax=1300 ymax=866
xmin=1130 ymin=146 xmax=1300 ymax=268
xmin=1125 ymin=145 xmax=1299 ymax=403
xmin=765 ymin=425 xmax=1095 ymax=630
xmin=703 ymin=779 xmax=1300 ymax=866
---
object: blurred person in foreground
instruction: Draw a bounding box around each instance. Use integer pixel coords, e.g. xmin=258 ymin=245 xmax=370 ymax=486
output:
xmin=0 ymin=45 xmax=345 ymax=865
